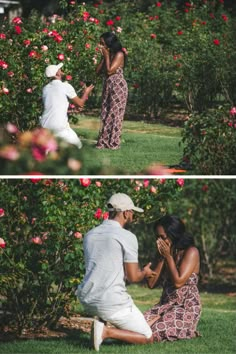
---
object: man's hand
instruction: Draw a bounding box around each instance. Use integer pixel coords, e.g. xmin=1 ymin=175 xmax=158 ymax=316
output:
xmin=84 ymin=84 xmax=94 ymax=96
xmin=143 ymin=262 xmax=157 ymax=279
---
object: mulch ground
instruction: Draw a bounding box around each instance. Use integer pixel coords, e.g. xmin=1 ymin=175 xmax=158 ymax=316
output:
xmin=0 ymin=315 xmax=93 ymax=341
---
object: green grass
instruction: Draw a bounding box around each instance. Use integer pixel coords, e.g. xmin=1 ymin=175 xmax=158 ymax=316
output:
xmin=73 ymin=116 xmax=184 ymax=175
xmin=1 ymin=285 xmax=235 ymax=354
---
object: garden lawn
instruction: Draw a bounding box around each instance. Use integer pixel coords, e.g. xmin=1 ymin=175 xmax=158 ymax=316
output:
xmin=0 ymin=285 xmax=235 ymax=354
xmin=73 ymin=115 xmax=184 ymax=175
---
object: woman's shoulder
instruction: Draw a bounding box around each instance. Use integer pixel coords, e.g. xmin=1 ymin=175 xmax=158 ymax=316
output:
xmin=184 ymin=246 xmax=199 ymax=258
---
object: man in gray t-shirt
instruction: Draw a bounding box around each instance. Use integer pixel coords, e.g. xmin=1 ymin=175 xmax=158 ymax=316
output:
xmin=40 ymin=63 xmax=94 ymax=149
xmin=77 ymin=193 xmax=155 ymax=351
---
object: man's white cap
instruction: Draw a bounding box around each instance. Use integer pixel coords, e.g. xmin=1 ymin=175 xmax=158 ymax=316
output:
xmin=45 ymin=63 xmax=63 ymax=78
xmin=107 ymin=193 xmax=144 ymax=213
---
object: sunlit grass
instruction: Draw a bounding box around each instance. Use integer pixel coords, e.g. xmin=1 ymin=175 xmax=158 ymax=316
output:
xmin=72 ymin=116 xmax=184 ymax=175
xmin=1 ymin=284 xmax=235 ymax=354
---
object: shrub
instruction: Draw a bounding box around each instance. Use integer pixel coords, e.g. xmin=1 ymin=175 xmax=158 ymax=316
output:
xmin=0 ymin=124 xmax=102 ymax=175
xmin=181 ymin=105 xmax=236 ymax=174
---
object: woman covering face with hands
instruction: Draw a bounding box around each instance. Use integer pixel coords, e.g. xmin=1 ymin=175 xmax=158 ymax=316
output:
xmin=95 ymin=32 xmax=128 ymax=150
xmin=144 ymin=215 xmax=202 ymax=342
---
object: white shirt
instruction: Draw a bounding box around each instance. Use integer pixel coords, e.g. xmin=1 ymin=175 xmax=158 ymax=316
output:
xmin=77 ymin=219 xmax=139 ymax=320
xmin=40 ymin=80 xmax=77 ymax=132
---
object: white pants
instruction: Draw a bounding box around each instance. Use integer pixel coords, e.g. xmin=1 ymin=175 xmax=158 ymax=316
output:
xmin=106 ymin=304 xmax=152 ymax=339
xmin=55 ymin=127 xmax=82 ymax=149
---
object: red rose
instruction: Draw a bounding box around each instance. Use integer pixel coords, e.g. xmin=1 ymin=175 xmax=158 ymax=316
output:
xmin=106 ymin=19 xmax=114 ymax=26
xmin=94 ymin=208 xmax=103 ymax=219
xmin=57 ymin=53 xmax=64 ymax=61
xmin=14 ymin=26 xmax=22 ymax=35
xmin=80 ymin=178 xmax=91 ymax=187
xmin=213 ymin=39 xmax=220 ymax=45
xmin=0 ymin=238 xmax=6 ymax=248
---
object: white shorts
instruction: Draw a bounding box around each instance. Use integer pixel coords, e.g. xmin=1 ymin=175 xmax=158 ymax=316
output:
xmin=106 ymin=304 xmax=152 ymax=339
xmin=55 ymin=127 xmax=82 ymax=149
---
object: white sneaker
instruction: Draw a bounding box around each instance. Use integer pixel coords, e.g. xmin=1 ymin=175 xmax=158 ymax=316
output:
xmin=91 ymin=319 xmax=104 ymax=351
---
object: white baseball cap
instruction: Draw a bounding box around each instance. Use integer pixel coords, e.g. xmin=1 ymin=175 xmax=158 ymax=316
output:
xmin=107 ymin=193 xmax=144 ymax=213
xmin=45 ymin=63 xmax=63 ymax=78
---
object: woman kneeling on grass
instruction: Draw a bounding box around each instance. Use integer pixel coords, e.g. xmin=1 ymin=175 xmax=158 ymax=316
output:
xmin=144 ymin=215 xmax=202 ymax=342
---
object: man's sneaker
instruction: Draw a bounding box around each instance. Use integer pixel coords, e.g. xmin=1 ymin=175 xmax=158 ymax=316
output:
xmin=91 ymin=319 xmax=104 ymax=351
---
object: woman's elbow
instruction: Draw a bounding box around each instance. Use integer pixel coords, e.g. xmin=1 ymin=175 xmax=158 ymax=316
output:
xmin=174 ymin=281 xmax=185 ymax=289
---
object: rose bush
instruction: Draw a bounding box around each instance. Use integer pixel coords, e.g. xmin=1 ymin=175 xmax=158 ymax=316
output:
xmin=181 ymin=105 xmax=236 ymax=174
xmin=1 ymin=0 xmax=235 ymax=126
xmin=0 ymin=178 xmax=183 ymax=333
xmin=0 ymin=123 xmax=103 ymax=175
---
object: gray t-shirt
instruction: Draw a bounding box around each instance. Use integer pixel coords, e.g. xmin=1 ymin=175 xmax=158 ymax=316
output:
xmin=40 ymin=80 xmax=77 ymax=132
xmin=77 ymin=219 xmax=139 ymax=320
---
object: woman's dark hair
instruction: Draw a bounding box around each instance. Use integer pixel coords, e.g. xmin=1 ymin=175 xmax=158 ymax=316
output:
xmin=154 ymin=215 xmax=195 ymax=249
xmin=100 ymin=32 xmax=127 ymax=66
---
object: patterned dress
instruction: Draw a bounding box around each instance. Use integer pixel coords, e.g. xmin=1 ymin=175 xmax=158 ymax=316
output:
xmin=144 ymin=273 xmax=201 ymax=342
xmin=96 ymin=67 xmax=128 ymax=149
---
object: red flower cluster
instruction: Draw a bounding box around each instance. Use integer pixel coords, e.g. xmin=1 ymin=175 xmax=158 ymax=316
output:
xmin=0 ymin=60 xmax=8 ymax=69
xmin=94 ymin=208 xmax=109 ymax=220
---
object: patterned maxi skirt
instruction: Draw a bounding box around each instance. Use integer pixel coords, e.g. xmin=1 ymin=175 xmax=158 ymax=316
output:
xmin=144 ymin=273 xmax=201 ymax=342
xmin=96 ymin=67 xmax=128 ymax=149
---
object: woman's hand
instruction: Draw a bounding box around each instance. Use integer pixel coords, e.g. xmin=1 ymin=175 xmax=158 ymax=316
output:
xmin=157 ymin=238 xmax=171 ymax=258
xmin=98 ymin=44 xmax=109 ymax=57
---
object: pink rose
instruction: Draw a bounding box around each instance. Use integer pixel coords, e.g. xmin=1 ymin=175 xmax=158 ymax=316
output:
xmin=0 ymin=145 xmax=19 ymax=160
xmin=41 ymin=45 xmax=48 ymax=51
xmin=67 ymin=158 xmax=81 ymax=171
xmin=176 ymin=178 xmax=185 ymax=187
xmin=230 ymin=107 xmax=236 ymax=116
xmin=31 ymin=237 xmax=43 ymax=245
xmin=0 ymin=33 xmax=6 ymax=39
xmin=74 ymin=232 xmax=83 ymax=239
xmin=150 ymin=186 xmax=157 ymax=193
xmin=2 ymin=87 xmax=9 ymax=94
xmin=95 ymin=181 xmax=102 ymax=187
xmin=6 ymin=122 xmax=19 ymax=134
xmin=143 ymin=180 xmax=150 ymax=188
xmin=0 ymin=208 xmax=5 ymax=217
xmin=80 ymin=178 xmax=91 ymax=187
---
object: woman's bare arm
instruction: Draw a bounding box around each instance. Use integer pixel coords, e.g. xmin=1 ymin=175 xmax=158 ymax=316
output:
xmin=146 ymin=259 xmax=165 ymax=289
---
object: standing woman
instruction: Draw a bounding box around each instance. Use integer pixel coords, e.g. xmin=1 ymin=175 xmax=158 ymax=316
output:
xmin=144 ymin=215 xmax=202 ymax=342
xmin=96 ymin=32 xmax=128 ymax=150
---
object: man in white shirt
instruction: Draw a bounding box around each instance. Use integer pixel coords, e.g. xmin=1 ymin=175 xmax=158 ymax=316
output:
xmin=40 ymin=63 xmax=94 ymax=149
xmin=77 ymin=193 xmax=155 ymax=351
